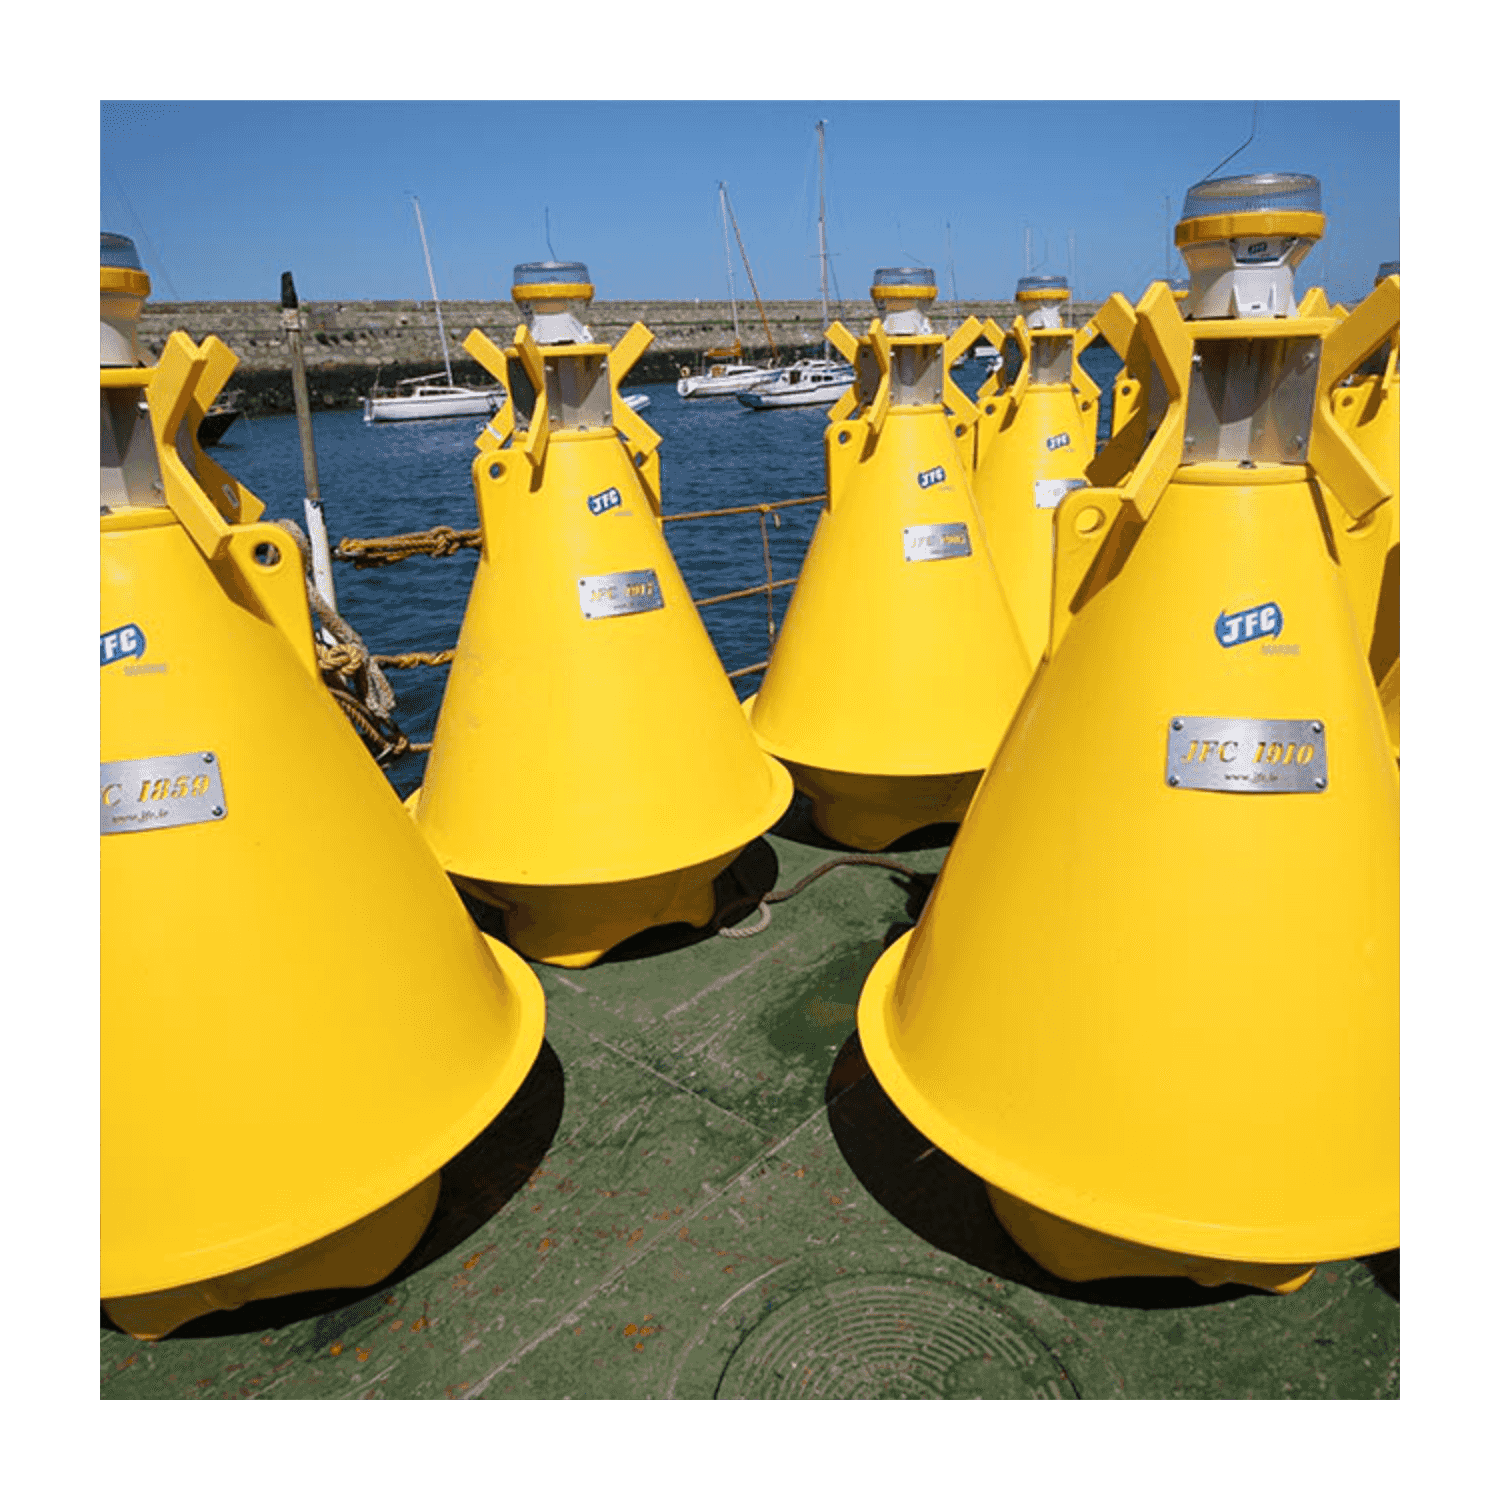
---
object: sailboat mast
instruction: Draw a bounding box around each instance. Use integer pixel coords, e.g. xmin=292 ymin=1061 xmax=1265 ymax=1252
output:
xmin=410 ymin=195 xmax=455 ymax=386
xmin=816 ymin=119 xmax=830 ymax=358
xmin=722 ymin=184 xmax=778 ymax=362
xmin=718 ymin=183 xmax=742 ymax=349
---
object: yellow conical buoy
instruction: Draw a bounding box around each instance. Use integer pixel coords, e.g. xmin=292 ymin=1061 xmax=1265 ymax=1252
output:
xmin=858 ymin=176 xmax=1397 ymax=1292
xmin=745 ymin=266 xmax=1034 ymax=850
xmin=409 ymin=262 xmax=791 ymax=966
xmin=100 ymin=236 xmax=545 ymax=1340
xmin=1087 ymin=186 xmax=1400 ymax=765
xmin=969 ymin=275 xmax=1104 ymax=669
xmin=1330 ymin=262 xmax=1400 ymax=747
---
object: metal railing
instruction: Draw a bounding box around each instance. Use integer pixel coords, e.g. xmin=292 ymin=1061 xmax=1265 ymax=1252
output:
xmin=335 ymin=492 xmax=826 ymax=682
xmin=660 ymin=495 xmax=823 ymax=678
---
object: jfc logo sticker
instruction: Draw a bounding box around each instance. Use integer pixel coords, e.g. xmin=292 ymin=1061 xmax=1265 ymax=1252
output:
xmin=101 ymin=623 xmax=147 ymax=667
xmin=587 ymin=486 xmax=623 ymax=516
xmin=1045 ymin=432 xmax=1070 ymax=452
xmin=916 ymin=466 xmax=946 ymax=489
xmin=1216 ymin=602 xmax=1283 ymax=648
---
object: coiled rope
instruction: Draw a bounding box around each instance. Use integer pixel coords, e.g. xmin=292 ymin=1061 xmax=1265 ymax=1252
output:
xmin=273 ymin=518 xmax=427 ymax=761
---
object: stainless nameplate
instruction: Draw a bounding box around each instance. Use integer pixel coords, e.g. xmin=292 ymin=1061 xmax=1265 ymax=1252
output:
xmin=903 ymin=522 xmax=972 ymax=562
xmin=101 ymin=751 xmax=227 ymax=834
xmin=1034 ymin=477 xmax=1087 ymax=510
xmin=1165 ymin=716 xmax=1327 ymax=793
xmin=577 ymin=568 xmax=664 ymax=620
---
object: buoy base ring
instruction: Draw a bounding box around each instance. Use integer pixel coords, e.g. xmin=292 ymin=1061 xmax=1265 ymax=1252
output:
xmin=792 ymin=762 xmax=981 ymax=851
xmin=103 ymin=1173 xmax=442 ymax=1341
xmin=456 ymin=848 xmax=741 ymax=967
xmin=985 ymin=1184 xmax=1316 ymax=1295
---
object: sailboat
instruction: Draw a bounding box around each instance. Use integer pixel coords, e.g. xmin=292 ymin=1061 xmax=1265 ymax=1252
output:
xmin=677 ymin=183 xmax=779 ymax=400
xmin=737 ymin=120 xmax=855 ymax=410
xmin=363 ymin=196 xmax=506 ymax=424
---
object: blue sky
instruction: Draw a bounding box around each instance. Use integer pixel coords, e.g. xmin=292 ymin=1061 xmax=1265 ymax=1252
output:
xmin=101 ymin=100 xmax=1397 ymax=308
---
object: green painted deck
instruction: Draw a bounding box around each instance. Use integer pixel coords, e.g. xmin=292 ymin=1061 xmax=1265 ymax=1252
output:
xmin=99 ymin=800 xmax=1398 ymax=1400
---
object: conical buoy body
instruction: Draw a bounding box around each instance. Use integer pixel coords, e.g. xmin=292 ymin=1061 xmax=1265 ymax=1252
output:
xmin=414 ymin=425 xmax=791 ymax=966
xmin=972 ymin=366 xmax=1098 ymax=669
xmin=102 ymin=467 xmax=545 ymax=1340
xmin=858 ymin=462 xmax=1398 ymax=1287
xmin=748 ymin=381 xmax=1033 ymax=849
xmin=748 ymin=404 xmax=1031 ymax=848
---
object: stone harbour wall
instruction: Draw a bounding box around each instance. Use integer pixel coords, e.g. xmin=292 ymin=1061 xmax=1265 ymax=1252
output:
xmin=137 ymin=298 xmax=1104 ymax=415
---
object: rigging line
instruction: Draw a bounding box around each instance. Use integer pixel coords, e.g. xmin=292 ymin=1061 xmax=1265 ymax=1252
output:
xmin=1201 ymin=101 xmax=1260 ymax=182
xmin=104 ymin=163 xmax=180 ymax=300
xmin=545 ymin=207 xmax=557 ymax=261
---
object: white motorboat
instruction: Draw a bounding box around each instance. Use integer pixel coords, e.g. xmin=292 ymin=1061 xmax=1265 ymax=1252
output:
xmin=736 ymin=357 xmax=853 ymax=409
xmin=735 ymin=123 xmax=852 ymax=411
xmin=677 ymin=183 xmax=779 ymax=399
xmin=364 ymin=195 xmax=504 ymax=424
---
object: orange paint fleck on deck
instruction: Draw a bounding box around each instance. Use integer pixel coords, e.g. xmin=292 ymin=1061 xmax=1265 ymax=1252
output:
xmin=355 ymin=1348 xmax=371 ymax=1362
xmin=463 ymin=1251 xmax=484 ymax=1271
xmin=329 ymin=1343 xmax=344 ymax=1357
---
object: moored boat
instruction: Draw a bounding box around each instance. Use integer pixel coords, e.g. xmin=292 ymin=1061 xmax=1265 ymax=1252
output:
xmin=197 ymin=392 xmax=242 ymax=446
xmin=736 ymin=356 xmax=853 ymax=408
xmin=363 ymin=376 xmax=504 ymax=423
xmin=677 ymin=182 xmax=780 ymax=399
xmin=678 ymin=355 xmax=774 ymax=400
xmin=363 ymin=194 xmax=504 ymax=424
xmin=735 ymin=122 xmax=852 ymax=410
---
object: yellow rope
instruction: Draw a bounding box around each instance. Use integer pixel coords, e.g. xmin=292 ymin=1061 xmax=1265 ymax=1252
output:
xmin=335 ymin=525 xmax=481 ymax=567
xmin=372 ymin=649 xmax=457 ymax=670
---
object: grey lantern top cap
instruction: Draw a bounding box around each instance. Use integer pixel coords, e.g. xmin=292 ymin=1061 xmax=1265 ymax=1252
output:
xmin=1017 ymin=274 xmax=1069 ymax=295
xmin=872 ymin=266 xmax=936 ymax=288
xmin=101 ymin=232 xmax=142 ymax=271
xmin=513 ymin=261 xmax=591 ymax=285
xmin=1180 ymin=172 xmax=1321 ymax=221
xmin=1376 ymin=259 xmax=1400 ymax=283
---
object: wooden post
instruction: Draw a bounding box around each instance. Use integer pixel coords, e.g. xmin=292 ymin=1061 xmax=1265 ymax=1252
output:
xmin=280 ymin=271 xmax=337 ymax=612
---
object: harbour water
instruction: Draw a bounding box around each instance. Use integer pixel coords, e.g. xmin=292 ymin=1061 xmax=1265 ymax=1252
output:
xmin=219 ymin=344 xmax=1123 ymax=799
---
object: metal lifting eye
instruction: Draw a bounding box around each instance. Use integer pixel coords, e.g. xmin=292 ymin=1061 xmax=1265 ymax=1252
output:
xmin=253 ymin=541 xmax=281 ymax=567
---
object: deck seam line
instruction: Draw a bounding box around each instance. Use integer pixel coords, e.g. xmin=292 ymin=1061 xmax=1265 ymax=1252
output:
xmin=561 ymin=1028 xmax=772 ymax=1137
xmin=460 ymin=1093 xmax=844 ymax=1398
xmin=663 ymin=934 xmax=798 ymax=1018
